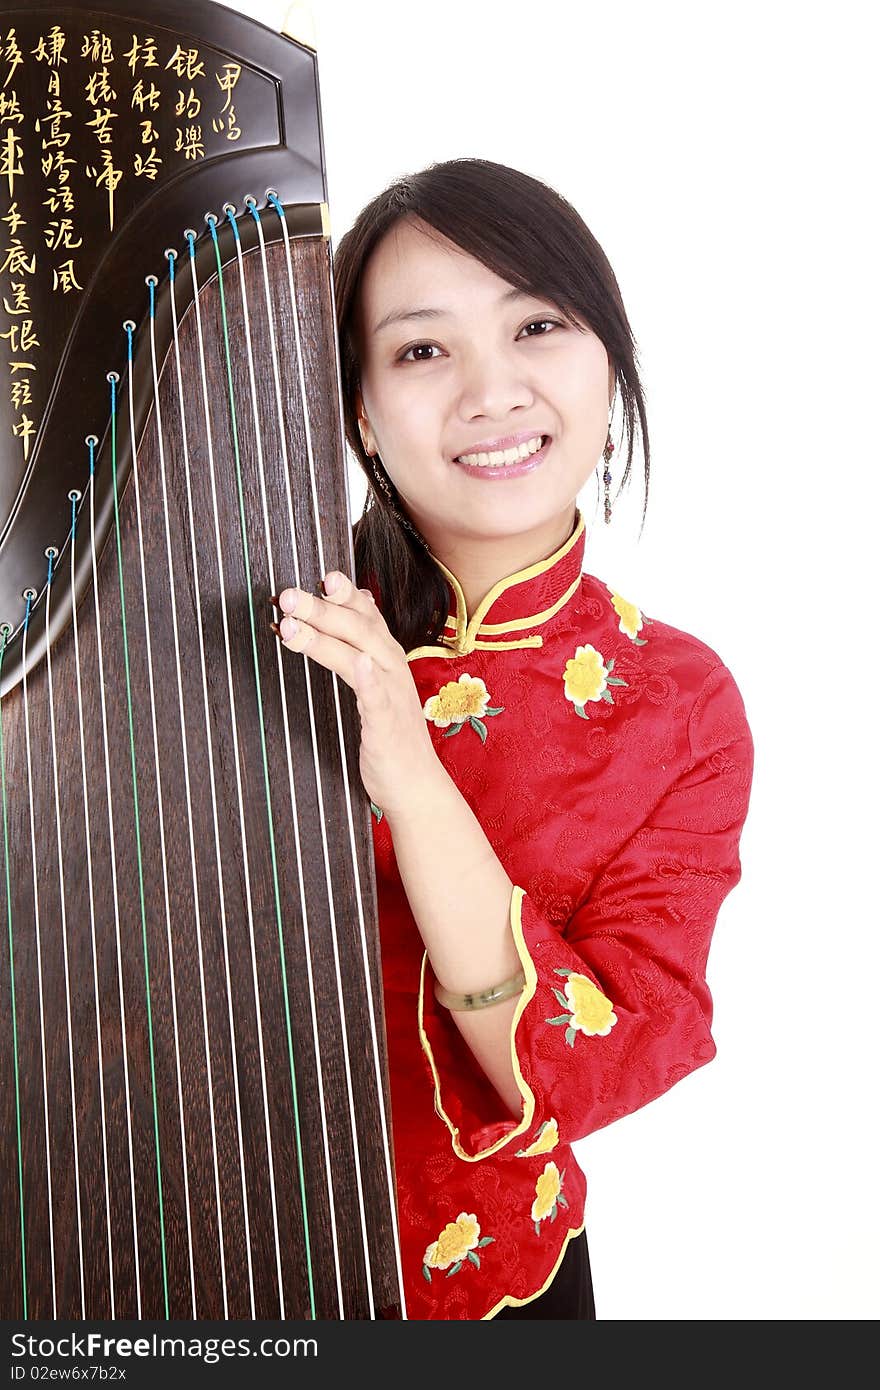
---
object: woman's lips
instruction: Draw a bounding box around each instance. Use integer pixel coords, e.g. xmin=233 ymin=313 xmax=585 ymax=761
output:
xmin=452 ymin=436 xmax=552 ymax=480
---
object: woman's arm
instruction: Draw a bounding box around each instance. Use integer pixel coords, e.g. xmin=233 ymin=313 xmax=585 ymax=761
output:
xmin=382 ymin=763 xmax=526 ymax=1117
xmin=273 ymin=571 xmax=529 ymax=1116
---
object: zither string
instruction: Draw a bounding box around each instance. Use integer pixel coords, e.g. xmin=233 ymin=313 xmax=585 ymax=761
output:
xmin=203 ymin=215 xmax=321 ymax=1318
xmin=265 ymin=195 xmax=408 ymax=1319
xmin=148 ymin=262 xmax=231 ymax=1317
xmin=215 ymin=208 xmax=345 ymax=1316
xmin=184 ymin=227 xmax=287 ymax=1317
xmin=233 ymin=199 xmax=355 ymax=1317
xmin=87 ymin=437 xmax=143 ymax=1316
xmin=0 ymin=624 xmax=29 ymax=1317
xmin=19 ymin=591 xmax=57 ymax=1317
xmin=165 ymin=249 xmax=252 ymax=1317
xmin=108 ymin=372 xmax=171 ymax=1317
xmin=241 ymin=197 xmax=401 ymax=1318
xmin=220 ymin=201 xmax=376 ymax=1319
xmin=123 ymin=321 xmax=197 ymax=1317
xmin=43 ymin=548 xmax=86 ymax=1317
xmin=67 ymin=481 xmax=116 ymax=1316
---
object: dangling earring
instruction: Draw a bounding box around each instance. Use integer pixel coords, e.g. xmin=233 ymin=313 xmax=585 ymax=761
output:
xmin=370 ymin=454 xmax=394 ymax=502
xmin=602 ymin=424 xmax=615 ymax=525
xmin=370 ymin=455 xmax=428 ymax=548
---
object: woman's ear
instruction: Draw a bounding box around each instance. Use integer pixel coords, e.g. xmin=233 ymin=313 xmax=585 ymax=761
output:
xmin=354 ymin=388 xmax=377 ymax=456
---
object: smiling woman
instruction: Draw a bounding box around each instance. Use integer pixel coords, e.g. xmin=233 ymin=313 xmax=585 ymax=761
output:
xmin=357 ymin=226 xmax=612 ymax=587
xmin=331 ymin=159 xmax=651 ymax=652
xmin=271 ymin=157 xmax=754 ymax=1320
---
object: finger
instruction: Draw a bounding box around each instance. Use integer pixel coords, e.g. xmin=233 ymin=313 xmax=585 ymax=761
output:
xmin=276 ymin=573 xmax=374 ymax=618
xmin=275 ymin=576 xmax=398 ymax=669
xmin=275 ymin=617 xmax=375 ymax=692
xmin=321 ymin=570 xmax=377 ymax=612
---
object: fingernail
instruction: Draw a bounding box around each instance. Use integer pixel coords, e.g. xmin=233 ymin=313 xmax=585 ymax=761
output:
xmin=323 ymin=572 xmax=341 ymax=594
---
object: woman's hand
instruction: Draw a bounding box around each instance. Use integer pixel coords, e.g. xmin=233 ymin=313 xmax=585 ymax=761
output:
xmin=272 ymin=571 xmax=440 ymax=820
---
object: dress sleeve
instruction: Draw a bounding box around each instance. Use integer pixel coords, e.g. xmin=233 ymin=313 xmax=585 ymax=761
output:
xmin=417 ymin=661 xmax=755 ymax=1162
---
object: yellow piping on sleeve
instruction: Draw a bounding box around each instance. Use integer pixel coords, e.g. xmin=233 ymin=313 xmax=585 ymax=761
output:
xmin=417 ymin=885 xmax=538 ymax=1162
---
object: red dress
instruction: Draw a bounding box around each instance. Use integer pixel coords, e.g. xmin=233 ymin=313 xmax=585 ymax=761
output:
xmin=369 ymin=511 xmax=754 ymax=1320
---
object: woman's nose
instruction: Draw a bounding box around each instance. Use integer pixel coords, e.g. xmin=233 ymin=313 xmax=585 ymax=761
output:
xmin=457 ymin=351 xmax=534 ymax=421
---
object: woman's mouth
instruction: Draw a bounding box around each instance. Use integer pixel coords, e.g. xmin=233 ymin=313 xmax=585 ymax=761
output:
xmin=452 ymin=434 xmax=551 ymax=479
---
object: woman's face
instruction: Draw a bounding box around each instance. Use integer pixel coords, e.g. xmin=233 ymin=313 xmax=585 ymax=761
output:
xmin=355 ymin=217 xmax=614 ymax=559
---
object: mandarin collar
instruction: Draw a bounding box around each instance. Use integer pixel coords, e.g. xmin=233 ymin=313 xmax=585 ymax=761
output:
xmin=407 ymin=511 xmax=586 ymax=660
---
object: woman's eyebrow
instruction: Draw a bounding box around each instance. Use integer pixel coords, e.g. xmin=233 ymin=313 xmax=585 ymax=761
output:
xmin=372 ymin=287 xmax=535 ymax=335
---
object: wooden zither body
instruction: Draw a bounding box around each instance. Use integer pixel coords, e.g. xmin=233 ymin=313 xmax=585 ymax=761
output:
xmin=0 ymin=0 xmax=403 ymax=1319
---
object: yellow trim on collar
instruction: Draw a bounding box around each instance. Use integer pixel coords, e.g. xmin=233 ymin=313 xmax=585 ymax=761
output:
xmin=407 ymin=645 xmax=461 ymax=663
xmin=429 ymin=512 xmax=585 ymax=656
xmin=482 ymin=1221 xmax=586 ymax=1319
xmin=417 ymin=885 xmax=537 ymax=1162
xmin=406 ymin=635 xmax=543 ymax=663
xmin=475 ymin=573 xmax=582 ymax=635
xmin=470 ymin=636 xmax=543 ymax=651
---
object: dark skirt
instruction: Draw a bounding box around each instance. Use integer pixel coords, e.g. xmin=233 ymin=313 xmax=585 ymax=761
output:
xmin=493 ymin=1229 xmax=596 ymax=1319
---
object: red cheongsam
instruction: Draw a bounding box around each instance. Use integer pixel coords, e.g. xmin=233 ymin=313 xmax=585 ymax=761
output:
xmin=369 ymin=510 xmax=754 ymax=1320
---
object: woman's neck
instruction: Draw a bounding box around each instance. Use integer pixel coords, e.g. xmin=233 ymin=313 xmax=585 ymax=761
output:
xmin=427 ymin=506 xmax=578 ymax=617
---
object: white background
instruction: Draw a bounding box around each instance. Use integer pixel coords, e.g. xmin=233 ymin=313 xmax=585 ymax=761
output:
xmin=226 ymin=0 xmax=877 ymax=1319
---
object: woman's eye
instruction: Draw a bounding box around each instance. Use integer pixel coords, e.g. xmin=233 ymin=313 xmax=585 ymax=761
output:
xmin=399 ymin=342 xmax=442 ymax=362
xmin=397 ymin=319 xmax=561 ymax=362
xmin=519 ymin=319 xmax=560 ymax=337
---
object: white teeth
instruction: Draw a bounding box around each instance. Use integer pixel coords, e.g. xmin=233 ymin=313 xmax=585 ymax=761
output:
xmin=457 ymin=434 xmax=545 ymax=467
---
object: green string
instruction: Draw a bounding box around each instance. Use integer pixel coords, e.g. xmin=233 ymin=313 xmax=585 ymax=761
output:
xmin=110 ymin=376 xmax=170 ymax=1318
xmin=0 ymin=629 xmax=28 ymax=1319
xmin=208 ymin=220 xmax=316 ymax=1319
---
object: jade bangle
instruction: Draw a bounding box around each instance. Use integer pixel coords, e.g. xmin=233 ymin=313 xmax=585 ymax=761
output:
xmin=433 ymin=968 xmax=526 ymax=1012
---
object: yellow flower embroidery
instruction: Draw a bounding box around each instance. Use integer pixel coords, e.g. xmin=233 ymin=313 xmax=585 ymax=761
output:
xmin=422 ymin=673 xmax=504 ymax=744
xmin=516 ymin=1117 xmax=559 ymax=1157
xmin=531 ymin=1161 xmax=569 ymax=1233
xmin=422 ymin=1212 xmax=495 ymax=1282
xmin=565 ymin=974 xmax=618 ymax=1036
xmin=562 ymin=644 xmax=627 ymax=720
xmin=546 ymin=968 xmax=618 ymax=1046
xmin=607 ymin=587 xmax=649 ymax=645
xmin=532 ymin=1164 xmax=560 ymax=1222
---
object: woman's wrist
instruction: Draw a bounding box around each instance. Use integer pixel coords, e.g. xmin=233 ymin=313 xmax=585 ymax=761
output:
xmin=380 ymin=754 xmax=455 ymax=830
xmin=381 ymin=758 xmax=521 ymax=995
